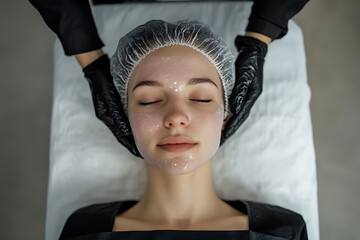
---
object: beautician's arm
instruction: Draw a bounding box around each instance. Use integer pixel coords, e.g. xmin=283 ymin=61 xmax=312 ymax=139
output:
xmin=75 ymin=49 xmax=105 ymax=68
xmin=245 ymin=32 xmax=272 ymax=45
xmin=29 ymin=0 xmax=103 ymax=68
xmin=28 ymin=0 xmax=142 ymax=157
xmin=28 ymin=0 xmax=104 ymax=56
xmin=220 ymin=0 xmax=309 ymax=144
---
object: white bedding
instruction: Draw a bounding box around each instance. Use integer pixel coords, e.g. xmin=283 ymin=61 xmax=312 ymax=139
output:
xmin=47 ymin=1 xmax=319 ymax=240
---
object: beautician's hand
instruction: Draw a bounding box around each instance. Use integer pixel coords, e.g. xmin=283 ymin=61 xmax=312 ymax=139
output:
xmin=220 ymin=35 xmax=267 ymax=146
xmin=82 ymin=54 xmax=143 ymax=158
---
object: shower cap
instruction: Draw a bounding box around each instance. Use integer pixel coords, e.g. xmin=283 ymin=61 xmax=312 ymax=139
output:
xmin=110 ymin=19 xmax=235 ymax=120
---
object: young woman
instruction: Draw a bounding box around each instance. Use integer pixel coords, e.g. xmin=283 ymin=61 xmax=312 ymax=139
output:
xmin=59 ymin=19 xmax=308 ymax=240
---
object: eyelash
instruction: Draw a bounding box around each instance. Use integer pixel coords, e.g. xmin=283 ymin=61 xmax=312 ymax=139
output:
xmin=139 ymin=99 xmax=212 ymax=106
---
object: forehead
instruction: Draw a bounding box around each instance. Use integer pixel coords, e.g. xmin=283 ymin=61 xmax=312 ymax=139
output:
xmin=129 ymin=45 xmax=222 ymax=88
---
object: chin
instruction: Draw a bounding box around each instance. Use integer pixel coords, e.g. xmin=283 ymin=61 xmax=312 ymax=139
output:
xmin=146 ymin=154 xmax=211 ymax=176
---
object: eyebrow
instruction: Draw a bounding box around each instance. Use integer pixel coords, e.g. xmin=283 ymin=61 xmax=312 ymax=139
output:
xmin=132 ymin=78 xmax=218 ymax=92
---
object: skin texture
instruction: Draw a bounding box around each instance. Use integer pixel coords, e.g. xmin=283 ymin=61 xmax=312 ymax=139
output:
xmin=114 ymin=45 xmax=248 ymax=231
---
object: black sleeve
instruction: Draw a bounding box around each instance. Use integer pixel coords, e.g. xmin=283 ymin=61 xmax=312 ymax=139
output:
xmin=28 ymin=0 xmax=104 ymax=56
xmin=247 ymin=201 xmax=309 ymax=240
xmin=299 ymin=220 xmax=309 ymax=240
xmin=245 ymin=0 xmax=309 ymax=40
xmin=59 ymin=202 xmax=121 ymax=240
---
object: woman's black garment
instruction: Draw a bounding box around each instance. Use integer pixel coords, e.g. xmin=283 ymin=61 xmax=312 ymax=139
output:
xmin=59 ymin=199 xmax=308 ymax=240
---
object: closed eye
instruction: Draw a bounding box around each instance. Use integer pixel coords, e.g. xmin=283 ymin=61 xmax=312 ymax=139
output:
xmin=139 ymin=100 xmax=161 ymax=106
xmin=192 ymin=99 xmax=212 ymax=103
xmin=139 ymin=99 xmax=212 ymax=106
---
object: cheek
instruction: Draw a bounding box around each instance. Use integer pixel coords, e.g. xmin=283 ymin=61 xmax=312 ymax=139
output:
xmin=203 ymin=104 xmax=224 ymax=124
xmin=194 ymin=104 xmax=224 ymax=159
xmin=128 ymin=112 xmax=162 ymax=140
xmin=193 ymin=104 xmax=224 ymax=134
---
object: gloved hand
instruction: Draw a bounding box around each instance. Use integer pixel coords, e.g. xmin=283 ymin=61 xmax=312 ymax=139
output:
xmin=220 ymin=35 xmax=267 ymax=146
xmin=82 ymin=54 xmax=143 ymax=158
xmin=246 ymin=0 xmax=309 ymax=40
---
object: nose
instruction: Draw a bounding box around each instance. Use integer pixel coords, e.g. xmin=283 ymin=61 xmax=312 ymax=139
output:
xmin=164 ymin=101 xmax=190 ymax=129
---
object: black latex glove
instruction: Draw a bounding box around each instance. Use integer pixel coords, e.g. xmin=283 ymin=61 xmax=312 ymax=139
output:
xmin=220 ymin=36 xmax=267 ymax=146
xmin=246 ymin=0 xmax=309 ymax=40
xmin=82 ymin=54 xmax=143 ymax=158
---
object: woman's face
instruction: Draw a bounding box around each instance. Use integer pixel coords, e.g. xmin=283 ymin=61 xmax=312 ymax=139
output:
xmin=127 ymin=45 xmax=225 ymax=175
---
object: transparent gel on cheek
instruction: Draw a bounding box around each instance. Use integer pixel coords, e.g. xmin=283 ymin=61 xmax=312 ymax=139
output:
xmin=216 ymin=104 xmax=225 ymax=120
xmin=128 ymin=112 xmax=160 ymax=155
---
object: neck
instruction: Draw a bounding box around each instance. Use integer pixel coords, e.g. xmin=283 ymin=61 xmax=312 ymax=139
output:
xmin=137 ymin=160 xmax=225 ymax=228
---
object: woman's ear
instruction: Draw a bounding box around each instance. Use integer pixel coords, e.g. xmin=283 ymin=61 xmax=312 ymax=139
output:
xmin=222 ymin=110 xmax=233 ymax=131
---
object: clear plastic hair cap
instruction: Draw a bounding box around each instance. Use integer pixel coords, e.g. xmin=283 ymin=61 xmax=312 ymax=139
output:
xmin=110 ymin=19 xmax=235 ymax=120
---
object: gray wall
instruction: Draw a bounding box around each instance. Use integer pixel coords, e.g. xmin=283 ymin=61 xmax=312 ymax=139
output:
xmin=0 ymin=0 xmax=359 ymax=239
xmin=293 ymin=1 xmax=360 ymax=239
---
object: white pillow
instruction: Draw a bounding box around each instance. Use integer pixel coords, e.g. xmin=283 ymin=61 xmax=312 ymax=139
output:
xmin=47 ymin=1 xmax=319 ymax=240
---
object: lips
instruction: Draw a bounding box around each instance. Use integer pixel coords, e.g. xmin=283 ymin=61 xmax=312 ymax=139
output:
xmin=158 ymin=143 xmax=197 ymax=152
xmin=158 ymin=136 xmax=196 ymax=145
xmin=157 ymin=135 xmax=197 ymax=153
